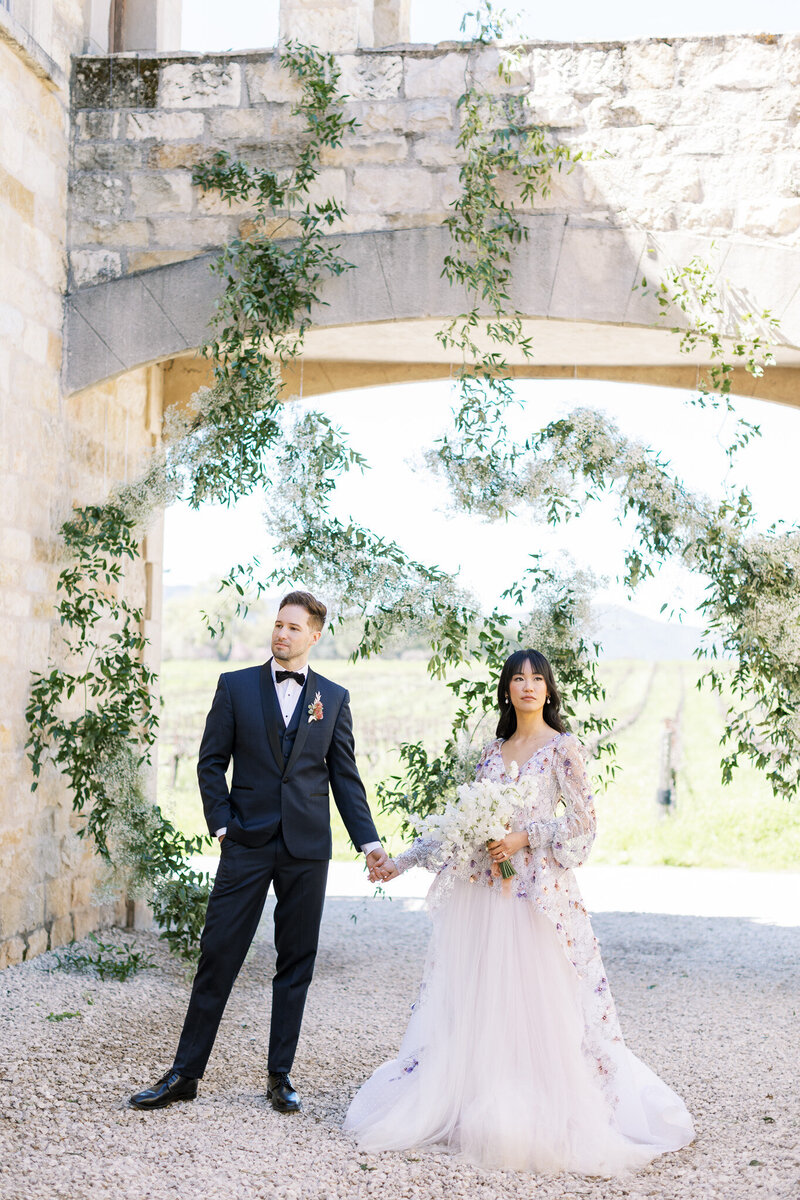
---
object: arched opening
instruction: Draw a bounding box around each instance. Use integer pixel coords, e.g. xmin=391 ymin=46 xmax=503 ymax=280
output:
xmin=156 ymin=365 xmax=800 ymax=876
xmin=57 ymin=209 xmax=800 ymax=910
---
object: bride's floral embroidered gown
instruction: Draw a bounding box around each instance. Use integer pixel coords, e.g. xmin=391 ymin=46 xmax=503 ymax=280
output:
xmin=344 ymin=732 xmax=694 ymax=1174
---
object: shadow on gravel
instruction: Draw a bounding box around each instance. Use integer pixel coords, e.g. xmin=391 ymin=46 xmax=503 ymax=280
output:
xmin=310 ymin=898 xmax=800 ymax=984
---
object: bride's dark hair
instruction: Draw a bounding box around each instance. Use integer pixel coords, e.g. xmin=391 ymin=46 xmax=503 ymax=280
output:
xmin=495 ymin=649 xmax=566 ymax=739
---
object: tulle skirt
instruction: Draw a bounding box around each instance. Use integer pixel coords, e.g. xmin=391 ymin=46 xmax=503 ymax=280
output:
xmin=344 ymin=879 xmax=694 ymax=1175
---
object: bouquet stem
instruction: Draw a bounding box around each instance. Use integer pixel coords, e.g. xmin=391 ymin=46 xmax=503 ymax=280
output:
xmin=488 ymin=840 xmax=516 ymax=878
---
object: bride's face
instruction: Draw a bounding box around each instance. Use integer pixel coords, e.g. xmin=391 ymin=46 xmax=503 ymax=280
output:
xmin=508 ymin=661 xmax=548 ymax=716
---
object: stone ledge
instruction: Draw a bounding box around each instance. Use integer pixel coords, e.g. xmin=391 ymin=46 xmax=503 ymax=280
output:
xmin=68 ymin=34 xmax=799 ymax=74
xmin=0 ymin=5 xmax=65 ymax=92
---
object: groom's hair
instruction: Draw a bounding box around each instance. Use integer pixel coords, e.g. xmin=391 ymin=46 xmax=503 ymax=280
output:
xmin=279 ymin=590 xmax=327 ymax=631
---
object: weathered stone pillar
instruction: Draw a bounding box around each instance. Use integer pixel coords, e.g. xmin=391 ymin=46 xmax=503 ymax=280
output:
xmin=109 ymin=0 xmax=181 ymax=52
xmin=373 ymin=0 xmax=410 ymax=45
xmin=278 ymin=0 xmax=409 ymax=51
xmin=83 ymin=0 xmax=112 ymax=53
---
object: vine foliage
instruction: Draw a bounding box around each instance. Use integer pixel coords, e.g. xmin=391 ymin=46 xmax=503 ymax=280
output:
xmin=209 ymin=8 xmax=614 ymax=841
xmin=26 ymin=42 xmax=360 ymax=961
xmin=643 ymin=245 xmax=777 ymax=460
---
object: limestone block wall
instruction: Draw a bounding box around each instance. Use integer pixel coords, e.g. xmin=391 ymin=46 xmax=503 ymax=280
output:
xmin=67 ymin=34 xmax=800 ymax=291
xmin=0 ymin=9 xmax=163 ymax=967
xmin=1 ymin=0 xmax=87 ymax=80
xmin=0 ymin=360 xmax=160 ymax=969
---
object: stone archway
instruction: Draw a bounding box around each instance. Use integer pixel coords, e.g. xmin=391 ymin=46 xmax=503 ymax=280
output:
xmin=65 ymin=224 xmax=800 ymax=410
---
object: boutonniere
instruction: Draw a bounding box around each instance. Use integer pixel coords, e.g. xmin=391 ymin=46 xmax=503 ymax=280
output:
xmin=307 ymin=692 xmax=323 ymax=724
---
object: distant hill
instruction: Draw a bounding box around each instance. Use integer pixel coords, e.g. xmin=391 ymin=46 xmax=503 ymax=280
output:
xmin=162 ymin=586 xmax=705 ymax=663
xmin=590 ymin=604 xmax=703 ymax=661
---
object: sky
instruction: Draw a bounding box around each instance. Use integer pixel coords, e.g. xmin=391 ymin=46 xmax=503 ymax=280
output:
xmin=181 ymin=0 xmax=800 ymax=52
xmin=164 ymin=379 xmax=797 ymax=621
xmin=168 ymin=0 xmax=799 ymax=625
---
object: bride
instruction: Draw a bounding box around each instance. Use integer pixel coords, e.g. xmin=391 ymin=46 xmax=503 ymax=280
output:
xmin=344 ymin=649 xmax=695 ymax=1175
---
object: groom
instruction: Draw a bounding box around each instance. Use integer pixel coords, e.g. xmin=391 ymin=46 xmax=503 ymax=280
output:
xmin=131 ymin=590 xmax=387 ymax=1113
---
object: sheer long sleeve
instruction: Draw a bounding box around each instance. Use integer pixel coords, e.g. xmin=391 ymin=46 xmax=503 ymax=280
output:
xmin=525 ymin=734 xmax=597 ymax=869
xmin=394 ymin=836 xmax=443 ymax=875
xmin=474 ymin=738 xmax=500 ymax=781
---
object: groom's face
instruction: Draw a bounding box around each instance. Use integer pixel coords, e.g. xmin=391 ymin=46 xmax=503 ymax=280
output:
xmin=271 ymin=604 xmax=321 ymax=667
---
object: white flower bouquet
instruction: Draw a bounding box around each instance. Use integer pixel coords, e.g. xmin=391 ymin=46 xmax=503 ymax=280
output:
xmin=413 ymin=774 xmax=523 ymax=879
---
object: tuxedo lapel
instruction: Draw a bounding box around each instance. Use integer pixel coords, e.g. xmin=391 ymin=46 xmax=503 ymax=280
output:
xmin=284 ymin=666 xmax=317 ymax=777
xmin=259 ymin=660 xmax=284 ymax=771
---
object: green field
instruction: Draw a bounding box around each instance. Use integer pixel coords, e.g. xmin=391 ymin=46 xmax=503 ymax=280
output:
xmin=156 ymin=658 xmax=800 ymax=871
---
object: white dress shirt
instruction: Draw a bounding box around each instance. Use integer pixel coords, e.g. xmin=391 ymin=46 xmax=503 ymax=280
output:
xmin=272 ymin=658 xmax=306 ymax=728
xmin=215 ymin=660 xmax=381 ymax=858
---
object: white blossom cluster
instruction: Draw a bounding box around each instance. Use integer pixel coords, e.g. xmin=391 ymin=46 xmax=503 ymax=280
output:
xmin=703 ymin=529 xmax=800 ymax=668
xmin=264 ymin=409 xmax=477 ymax=630
xmin=517 ymin=561 xmax=597 ymax=650
xmin=413 ymin=775 xmax=526 ymax=869
xmin=539 ymin=408 xmax=709 ymax=535
xmin=110 ymin=447 xmax=176 ymax=532
xmin=111 ymin=370 xmax=286 ymax=533
xmin=92 ymin=738 xmax=162 ymax=898
xmin=747 ymin=594 xmax=800 ymax=669
xmin=449 ymin=728 xmax=485 ymax=783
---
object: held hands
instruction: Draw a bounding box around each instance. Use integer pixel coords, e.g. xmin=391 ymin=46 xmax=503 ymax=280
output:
xmin=366 ymin=847 xmax=399 ymax=883
xmin=366 ymin=834 xmax=528 ymax=884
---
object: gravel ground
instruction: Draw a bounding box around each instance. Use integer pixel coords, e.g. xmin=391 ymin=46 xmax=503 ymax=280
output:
xmin=0 ymin=894 xmax=798 ymax=1200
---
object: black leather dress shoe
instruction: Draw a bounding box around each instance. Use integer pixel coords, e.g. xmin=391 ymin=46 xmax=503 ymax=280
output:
xmin=129 ymin=1070 xmax=198 ymax=1110
xmin=266 ymin=1071 xmax=302 ymax=1113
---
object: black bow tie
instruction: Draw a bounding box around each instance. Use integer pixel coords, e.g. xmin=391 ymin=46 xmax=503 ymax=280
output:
xmin=275 ymin=669 xmax=305 ymax=685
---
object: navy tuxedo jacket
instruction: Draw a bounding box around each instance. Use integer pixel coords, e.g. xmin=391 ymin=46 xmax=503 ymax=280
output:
xmin=196 ymin=661 xmax=379 ymax=858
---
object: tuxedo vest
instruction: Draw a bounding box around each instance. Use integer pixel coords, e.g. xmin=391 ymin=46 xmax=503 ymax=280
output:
xmin=274 ymin=676 xmax=308 ymax=762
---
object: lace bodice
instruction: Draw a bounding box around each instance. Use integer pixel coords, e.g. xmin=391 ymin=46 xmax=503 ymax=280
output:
xmin=395 ymin=731 xmax=596 ymax=877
